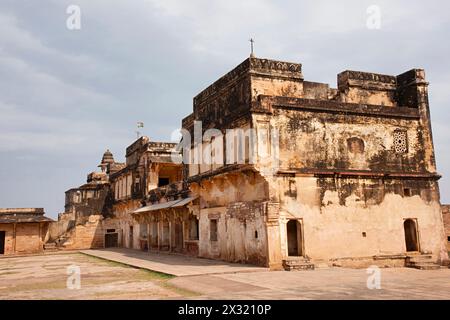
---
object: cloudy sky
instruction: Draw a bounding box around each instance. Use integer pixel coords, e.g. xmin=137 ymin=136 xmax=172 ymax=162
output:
xmin=0 ymin=0 xmax=449 ymax=218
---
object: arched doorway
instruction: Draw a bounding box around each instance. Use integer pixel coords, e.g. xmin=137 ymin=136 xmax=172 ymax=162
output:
xmin=287 ymin=220 xmax=303 ymax=256
xmin=404 ymin=219 xmax=419 ymax=252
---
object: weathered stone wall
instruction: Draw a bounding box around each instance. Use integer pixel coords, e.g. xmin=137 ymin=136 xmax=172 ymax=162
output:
xmin=0 ymin=224 xmax=14 ymax=255
xmin=190 ymin=172 xmax=269 ymax=266
xmin=271 ymin=107 xmax=425 ymax=173
xmin=60 ymin=215 xmax=120 ymax=250
xmin=113 ymin=200 xmax=142 ymax=249
xmin=0 ymin=223 xmax=47 ymax=255
xmin=276 ymin=175 xmax=445 ymax=260
xmin=48 ymin=212 xmax=75 ymax=242
xmin=442 ymin=205 xmax=450 ymax=252
xmin=15 ymin=223 xmax=42 ymax=254
xmin=336 ymin=70 xmax=398 ymax=106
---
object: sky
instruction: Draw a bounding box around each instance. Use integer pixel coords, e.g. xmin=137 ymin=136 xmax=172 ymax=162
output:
xmin=0 ymin=0 xmax=449 ymax=219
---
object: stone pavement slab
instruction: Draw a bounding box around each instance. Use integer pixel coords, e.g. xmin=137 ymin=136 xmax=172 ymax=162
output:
xmin=168 ymin=267 xmax=450 ymax=299
xmin=80 ymin=248 xmax=268 ymax=277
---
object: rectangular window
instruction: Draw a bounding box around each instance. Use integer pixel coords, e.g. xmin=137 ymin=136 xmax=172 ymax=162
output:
xmin=190 ymin=218 xmax=199 ymax=240
xmin=139 ymin=224 xmax=147 ymax=238
xmin=404 ymin=188 xmax=411 ymax=197
xmin=158 ymin=177 xmax=170 ymax=187
xmin=210 ymin=219 xmax=218 ymax=241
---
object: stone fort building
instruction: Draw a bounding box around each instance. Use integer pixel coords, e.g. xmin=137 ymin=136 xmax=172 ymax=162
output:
xmin=48 ymin=56 xmax=449 ymax=270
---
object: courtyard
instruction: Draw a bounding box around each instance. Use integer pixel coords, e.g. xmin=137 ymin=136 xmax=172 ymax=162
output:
xmin=0 ymin=250 xmax=450 ymax=300
xmin=0 ymin=252 xmax=196 ymax=300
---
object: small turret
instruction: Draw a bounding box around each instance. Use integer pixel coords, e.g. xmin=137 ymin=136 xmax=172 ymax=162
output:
xmin=98 ymin=149 xmax=114 ymax=172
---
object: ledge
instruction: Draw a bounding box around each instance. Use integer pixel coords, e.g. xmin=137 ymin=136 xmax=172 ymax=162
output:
xmin=277 ymin=168 xmax=441 ymax=180
xmin=258 ymin=96 xmax=421 ymax=119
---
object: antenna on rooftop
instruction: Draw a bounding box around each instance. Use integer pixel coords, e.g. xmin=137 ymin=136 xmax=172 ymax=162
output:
xmin=136 ymin=121 xmax=144 ymax=139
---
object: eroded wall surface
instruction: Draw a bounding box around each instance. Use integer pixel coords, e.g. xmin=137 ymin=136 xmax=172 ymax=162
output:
xmin=442 ymin=205 xmax=450 ymax=252
xmin=190 ymin=172 xmax=269 ymax=266
xmin=0 ymin=223 xmax=47 ymax=255
xmin=113 ymin=200 xmax=143 ymax=249
xmin=0 ymin=224 xmax=14 ymax=255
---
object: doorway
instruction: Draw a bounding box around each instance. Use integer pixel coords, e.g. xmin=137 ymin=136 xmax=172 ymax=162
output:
xmin=404 ymin=219 xmax=419 ymax=252
xmin=173 ymin=221 xmax=184 ymax=252
xmin=0 ymin=231 xmax=5 ymax=255
xmin=105 ymin=233 xmax=118 ymax=248
xmin=129 ymin=226 xmax=134 ymax=249
xmin=287 ymin=220 xmax=303 ymax=256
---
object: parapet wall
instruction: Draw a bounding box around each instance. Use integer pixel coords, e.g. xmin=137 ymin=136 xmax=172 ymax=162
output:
xmin=0 ymin=208 xmax=45 ymax=215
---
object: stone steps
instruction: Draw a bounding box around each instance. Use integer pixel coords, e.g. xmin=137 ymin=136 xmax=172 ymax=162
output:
xmin=44 ymin=243 xmax=59 ymax=252
xmin=406 ymin=254 xmax=440 ymax=270
xmin=282 ymin=257 xmax=315 ymax=271
xmin=407 ymin=261 xmax=441 ymax=270
xmin=55 ymin=235 xmax=71 ymax=247
xmin=442 ymin=260 xmax=450 ymax=268
xmin=407 ymin=254 xmax=432 ymax=262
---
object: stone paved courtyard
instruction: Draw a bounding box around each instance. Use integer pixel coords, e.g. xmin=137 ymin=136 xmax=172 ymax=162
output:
xmin=0 ymin=252 xmax=196 ymax=300
xmin=1 ymin=251 xmax=450 ymax=300
xmin=173 ymin=267 xmax=450 ymax=300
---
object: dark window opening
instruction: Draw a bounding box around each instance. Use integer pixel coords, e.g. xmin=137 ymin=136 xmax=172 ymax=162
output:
xmin=210 ymin=219 xmax=218 ymax=241
xmin=105 ymin=233 xmax=118 ymax=248
xmin=106 ymin=229 xmax=116 ymax=233
xmin=245 ymin=136 xmax=250 ymax=163
xmin=362 ymin=232 xmax=367 ymax=237
xmin=0 ymin=231 xmax=5 ymax=255
xmin=447 ymin=236 xmax=450 ymax=242
xmin=255 ymin=230 xmax=258 ymax=239
xmin=189 ymin=218 xmax=199 ymax=240
xmin=158 ymin=177 xmax=170 ymax=187
xmin=404 ymin=188 xmax=411 ymax=197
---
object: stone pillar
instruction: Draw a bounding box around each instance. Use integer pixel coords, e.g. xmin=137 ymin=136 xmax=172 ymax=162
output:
xmin=13 ymin=223 xmax=16 ymax=254
xmin=169 ymin=221 xmax=172 ymax=251
xmin=265 ymin=202 xmax=283 ymax=270
xmin=181 ymin=220 xmax=185 ymax=250
xmin=147 ymin=223 xmax=150 ymax=253
xmin=157 ymin=220 xmax=161 ymax=251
